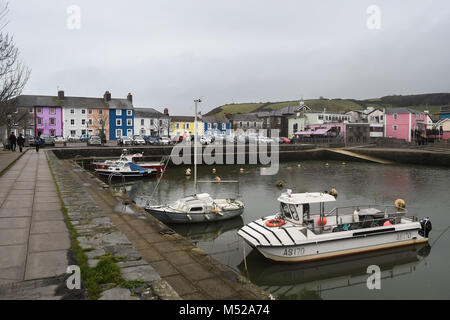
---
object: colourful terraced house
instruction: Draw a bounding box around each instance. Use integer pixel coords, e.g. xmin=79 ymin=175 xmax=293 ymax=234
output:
xmin=385 ymin=108 xmax=431 ymax=142
xmin=169 ymin=116 xmax=203 ymax=137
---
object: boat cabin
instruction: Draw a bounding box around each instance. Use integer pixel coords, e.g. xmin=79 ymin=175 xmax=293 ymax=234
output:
xmin=169 ymin=193 xmax=215 ymax=214
xmin=277 ymin=190 xmax=336 ymax=226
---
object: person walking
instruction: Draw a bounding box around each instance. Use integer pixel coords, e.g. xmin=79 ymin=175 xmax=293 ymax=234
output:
xmin=34 ymin=134 xmax=41 ymax=153
xmin=17 ymin=133 xmax=25 ymax=153
xmin=9 ymin=132 xmax=17 ymax=152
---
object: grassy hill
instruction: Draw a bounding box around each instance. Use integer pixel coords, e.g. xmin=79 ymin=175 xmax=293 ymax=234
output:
xmin=205 ymin=93 xmax=450 ymax=116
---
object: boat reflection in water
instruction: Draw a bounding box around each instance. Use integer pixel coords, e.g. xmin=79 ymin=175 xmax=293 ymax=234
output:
xmin=238 ymin=243 xmax=431 ymax=300
xmin=169 ymin=216 xmax=244 ymax=243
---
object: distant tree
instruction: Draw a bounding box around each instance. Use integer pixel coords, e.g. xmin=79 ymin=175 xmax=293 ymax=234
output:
xmin=0 ymin=2 xmax=31 ymax=126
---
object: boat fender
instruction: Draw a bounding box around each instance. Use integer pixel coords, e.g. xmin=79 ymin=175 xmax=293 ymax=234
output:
xmin=186 ymin=214 xmax=192 ymax=221
xmin=265 ymin=218 xmax=286 ymax=228
xmin=419 ymin=217 xmax=432 ymax=238
xmin=317 ymin=217 xmax=327 ymax=226
xmin=395 ymin=199 xmax=406 ymax=209
xmin=329 ymin=188 xmax=338 ymax=198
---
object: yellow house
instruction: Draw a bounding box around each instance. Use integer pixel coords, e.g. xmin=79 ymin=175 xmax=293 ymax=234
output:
xmin=170 ymin=116 xmax=203 ymax=137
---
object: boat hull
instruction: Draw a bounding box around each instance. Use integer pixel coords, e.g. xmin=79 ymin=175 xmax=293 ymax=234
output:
xmin=145 ymin=207 xmax=244 ymax=224
xmin=240 ymin=225 xmax=428 ymax=263
xmin=93 ymin=162 xmax=165 ymax=173
xmin=94 ymin=169 xmax=156 ymax=177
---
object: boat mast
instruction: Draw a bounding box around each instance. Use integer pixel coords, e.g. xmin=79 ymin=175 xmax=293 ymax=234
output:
xmin=194 ymin=98 xmax=201 ymax=195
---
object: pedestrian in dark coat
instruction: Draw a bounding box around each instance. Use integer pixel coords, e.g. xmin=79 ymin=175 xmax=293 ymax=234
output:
xmin=9 ymin=132 xmax=17 ymax=152
xmin=34 ymin=134 xmax=41 ymax=153
xmin=17 ymin=133 xmax=25 ymax=153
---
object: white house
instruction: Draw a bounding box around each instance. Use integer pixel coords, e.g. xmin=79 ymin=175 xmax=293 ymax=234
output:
xmin=134 ymin=107 xmax=170 ymax=137
xmin=62 ymin=106 xmax=89 ymax=139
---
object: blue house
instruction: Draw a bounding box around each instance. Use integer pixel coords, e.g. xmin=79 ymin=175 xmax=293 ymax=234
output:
xmin=108 ymin=92 xmax=134 ymax=140
xmin=202 ymin=116 xmax=231 ymax=136
xmin=440 ymin=106 xmax=450 ymax=119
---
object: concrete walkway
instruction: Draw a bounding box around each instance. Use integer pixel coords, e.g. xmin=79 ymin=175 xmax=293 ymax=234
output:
xmin=0 ymin=151 xmax=70 ymax=299
xmin=326 ymin=148 xmax=394 ymax=164
xmin=0 ymin=149 xmax=28 ymax=175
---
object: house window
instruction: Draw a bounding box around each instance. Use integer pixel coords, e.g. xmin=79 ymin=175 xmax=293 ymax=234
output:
xmin=81 ymin=109 xmax=86 ymax=114
xmin=98 ymin=119 xmax=103 ymax=125
xmin=141 ymin=119 xmax=145 ymax=126
xmin=127 ymin=129 xmax=133 ymax=136
xmin=208 ymin=123 xmax=211 ymax=129
xmin=254 ymin=122 xmax=257 ymax=127
xmin=127 ymin=110 xmax=132 ymax=116
xmin=393 ymin=113 xmax=398 ymax=120
xmin=222 ymin=123 xmax=226 ymax=130
xmin=127 ymin=119 xmax=132 ymax=126
xmin=239 ymin=122 xmax=242 ymax=128
xmin=88 ymin=109 xmax=93 ymax=115
xmin=176 ymin=123 xmax=180 ymax=129
xmin=246 ymin=122 xmax=249 ymax=128
xmin=37 ymin=108 xmax=42 ymax=114
xmin=186 ymin=123 xmax=190 ymax=129
xmin=70 ymin=119 xmax=75 ymax=125
xmin=37 ymin=118 xmax=43 ymax=125
xmin=150 ymin=119 xmax=154 ymax=126
xmin=393 ymin=125 xmax=398 ymax=131
xmin=116 ymin=109 xmax=122 ymax=116
xmin=116 ymin=129 xmax=122 ymax=137
xmin=81 ymin=119 xmax=86 ymax=125
xmin=70 ymin=109 xmax=75 ymax=114
xmin=70 ymin=130 xmax=76 ymax=136
xmin=50 ymin=130 xmax=55 ymax=137
xmin=99 ymin=109 xmax=103 ymax=115
xmin=50 ymin=108 xmax=56 ymax=114
xmin=28 ymin=108 xmax=34 ymax=113
xmin=141 ymin=129 xmax=146 ymax=135
xmin=50 ymin=118 xmax=55 ymax=126
xmin=159 ymin=119 xmax=162 ymax=126
xmin=81 ymin=129 xmax=86 ymax=135
xmin=88 ymin=119 xmax=93 ymax=125
xmin=116 ymin=119 xmax=122 ymax=126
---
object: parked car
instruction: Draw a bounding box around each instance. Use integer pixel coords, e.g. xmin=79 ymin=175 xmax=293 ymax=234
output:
xmin=79 ymin=134 xmax=90 ymax=142
xmin=117 ymin=136 xmax=132 ymax=146
xmin=200 ymin=136 xmax=213 ymax=145
xmin=26 ymin=135 xmax=35 ymax=146
xmin=279 ymin=137 xmax=291 ymax=144
xmin=159 ymin=136 xmax=172 ymax=145
xmin=39 ymin=134 xmax=55 ymax=147
xmin=132 ymin=135 xmax=146 ymax=145
xmin=67 ymin=135 xmax=80 ymax=142
xmin=144 ymin=136 xmax=160 ymax=145
xmin=87 ymin=135 xmax=102 ymax=146
xmin=54 ymin=136 xmax=65 ymax=143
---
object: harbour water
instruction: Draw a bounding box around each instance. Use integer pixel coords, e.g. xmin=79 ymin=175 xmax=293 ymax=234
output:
xmin=116 ymin=161 xmax=450 ymax=299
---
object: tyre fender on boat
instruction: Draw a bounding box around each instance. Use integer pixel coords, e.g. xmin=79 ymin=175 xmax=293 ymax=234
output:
xmin=265 ymin=218 xmax=286 ymax=227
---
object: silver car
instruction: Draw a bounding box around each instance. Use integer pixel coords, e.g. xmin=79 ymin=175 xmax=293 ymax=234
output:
xmin=88 ymin=135 xmax=102 ymax=146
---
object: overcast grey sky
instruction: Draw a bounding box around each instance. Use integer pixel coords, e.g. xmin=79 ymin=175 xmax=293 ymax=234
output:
xmin=7 ymin=0 xmax=450 ymax=115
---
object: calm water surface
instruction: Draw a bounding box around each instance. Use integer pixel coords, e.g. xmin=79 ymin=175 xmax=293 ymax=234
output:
xmin=116 ymin=161 xmax=450 ymax=300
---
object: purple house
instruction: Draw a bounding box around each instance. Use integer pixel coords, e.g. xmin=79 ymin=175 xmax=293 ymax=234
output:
xmin=34 ymin=106 xmax=63 ymax=137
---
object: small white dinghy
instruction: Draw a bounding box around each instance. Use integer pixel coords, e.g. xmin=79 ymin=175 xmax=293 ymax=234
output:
xmin=238 ymin=189 xmax=432 ymax=263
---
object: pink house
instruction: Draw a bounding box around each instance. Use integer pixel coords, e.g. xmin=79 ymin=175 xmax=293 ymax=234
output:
xmin=35 ymin=106 xmax=63 ymax=137
xmin=385 ymin=108 xmax=428 ymax=142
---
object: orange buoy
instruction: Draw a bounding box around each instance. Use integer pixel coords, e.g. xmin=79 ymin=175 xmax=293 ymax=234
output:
xmin=384 ymin=220 xmax=393 ymax=226
xmin=215 ymin=176 xmax=221 ymax=182
xmin=317 ymin=217 xmax=327 ymax=226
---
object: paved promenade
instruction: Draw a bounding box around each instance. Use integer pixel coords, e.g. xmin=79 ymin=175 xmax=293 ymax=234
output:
xmin=0 ymin=151 xmax=70 ymax=299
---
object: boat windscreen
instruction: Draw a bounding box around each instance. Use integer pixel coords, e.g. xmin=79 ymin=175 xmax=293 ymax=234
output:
xmin=281 ymin=202 xmax=292 ymax=219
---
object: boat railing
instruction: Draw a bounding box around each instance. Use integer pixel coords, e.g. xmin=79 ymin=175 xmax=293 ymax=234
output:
xmin=325 ymin=205 xmax=408 ymax=218
xmin=307 ymin=213 xmax=418 ymax=234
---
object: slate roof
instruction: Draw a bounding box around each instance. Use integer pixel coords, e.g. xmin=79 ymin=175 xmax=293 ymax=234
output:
xmin=201 ymin=115 xmax=230 ymax=123
xmin=385 ymin=107 xmax=423 ymax=114
xmin=14 ymin=95 xmax=133 ymax=109
xmin=170 ymin=116 xmax=197 ymax=122
xmin=134 ymin=107 xmax=167 ymax=118
xmin=230 ymin=113 xmax=261 ymax=121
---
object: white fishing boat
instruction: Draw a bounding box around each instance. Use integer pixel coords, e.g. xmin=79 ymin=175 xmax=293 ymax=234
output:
xmin=92 ymin=149 xmax=167 ymax=173
xmin=237 ymin=189 xmax=432 ymax=263
xmin=94 ymin=160 xmax=157 ymax=177
xmin=145 ymin=98 xmax=245 ymax=224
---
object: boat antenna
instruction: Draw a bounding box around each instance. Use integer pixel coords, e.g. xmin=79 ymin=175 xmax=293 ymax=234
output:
xmin=194 ymin=98 xmax=201 ymax=195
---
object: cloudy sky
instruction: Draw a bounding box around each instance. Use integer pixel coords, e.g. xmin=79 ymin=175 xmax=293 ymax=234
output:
xmin=6 ymin=0 xmax=450 ymax=115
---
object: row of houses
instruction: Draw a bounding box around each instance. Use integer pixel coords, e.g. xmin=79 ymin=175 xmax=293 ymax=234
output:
xmin=4 ymin=91 xmax=450 ymax=143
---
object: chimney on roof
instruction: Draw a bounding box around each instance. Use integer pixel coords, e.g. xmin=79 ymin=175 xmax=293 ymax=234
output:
xmin=127 ymin=92 xmax=132 ymax=103
xmin=163 ymin=108 xmax=169 ymax=115
xmin=58 ymin=90 xmax=64 ymax=100
xmin=104 ymin=91 xmax=111 ymax=102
